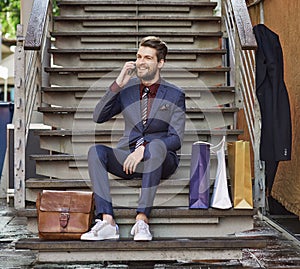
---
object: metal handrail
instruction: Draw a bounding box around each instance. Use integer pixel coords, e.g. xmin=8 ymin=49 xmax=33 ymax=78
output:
xmin=223 ymin=0 xmax=265 ymax=209
xmin=14 ymin=0 xmax=52 ymax=209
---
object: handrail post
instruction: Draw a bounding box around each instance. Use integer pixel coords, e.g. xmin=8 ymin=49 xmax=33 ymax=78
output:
xmin=13 ymin=0 xmax=52 ymax=209
xmin=14 ymin=24 xmax=26 ymax=209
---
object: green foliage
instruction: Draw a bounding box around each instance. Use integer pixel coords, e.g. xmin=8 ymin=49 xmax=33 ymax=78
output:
xmin=0 ymin=0 xmax=20 ymax=39
xmin=0 ymin=0 xmax=59 ymax=39
xmin=53 ymin=0 xmax=59 ymax=16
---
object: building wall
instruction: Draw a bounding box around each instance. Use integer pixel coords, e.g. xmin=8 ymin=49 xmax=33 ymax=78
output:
xmin=249 ymin=0 xmax=300 ymax=216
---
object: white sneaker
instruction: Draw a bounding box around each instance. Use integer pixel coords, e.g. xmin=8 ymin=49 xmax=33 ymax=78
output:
xmin=130 ymin=220 xmax=152 ymax=241
xmin=80 ymin=219 xmax=119 ymax=241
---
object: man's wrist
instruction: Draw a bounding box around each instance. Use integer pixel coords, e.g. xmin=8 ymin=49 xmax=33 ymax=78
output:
xmin=136 ymin=144 xmax=145 ymax=150
xmin=110 ymin=81 xmax=122 ymax=92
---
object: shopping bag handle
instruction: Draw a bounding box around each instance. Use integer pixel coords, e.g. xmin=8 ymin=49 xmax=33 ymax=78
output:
xmin=210 ymin=136 xmax=226 ymax=153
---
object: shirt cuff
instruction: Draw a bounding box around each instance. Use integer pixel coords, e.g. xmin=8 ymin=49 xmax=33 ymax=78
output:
xmin=110 ymin=81 xmax=122 ymax=93
xmin=143 ymin=141 xmax=148 ymax=147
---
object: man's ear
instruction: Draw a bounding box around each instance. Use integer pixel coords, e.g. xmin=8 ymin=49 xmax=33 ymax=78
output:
xmin=158 ymin=59 xmax=165 ymax=69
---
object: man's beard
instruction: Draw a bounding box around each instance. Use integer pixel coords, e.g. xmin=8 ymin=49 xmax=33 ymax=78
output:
xmin=136 ymin=67 xmax=157 ymax=81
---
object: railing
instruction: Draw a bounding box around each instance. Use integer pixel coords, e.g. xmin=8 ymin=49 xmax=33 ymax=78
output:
xmin=14 ymin=0 xmax=52 ymax=209
xmin=223 ymin=0 xmax=265 ymax=209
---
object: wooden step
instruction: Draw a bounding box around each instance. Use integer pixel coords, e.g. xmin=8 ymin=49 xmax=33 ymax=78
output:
xmin=25 ymin=177 xmax=190 ymax=207
xmin=54 ymin=15 xmax=220 ymax=32
xmin=50 ymin=48 xmax=226 ymax=68
xmin=18 ymin=207 xmax=256 ymax=219
xmin=24 ymin=174 xmax=231 ymax=208
xmin=57 ymin=1 xmax=218 ymax=7
xmin=60 ymin=4 xmax=217 ymax=17
xmin=45 ymin=66 xmax=230 ymax=74
xmin=54 ymin=15 xmax=220 ymax=22
xmin=52 ymin=31 xmax=223 ymax=38
xmin=29 ymin=153 xmax=193 ymax=180
xmin=37 ymin=107 xmax=238 ymax=117
xmin=42 ymin=92 xmax=235 ymax=109
xmin=42 ymin=85 xmax=234 ymax=93
xmin=15 ymin=235 xmax=266 ymax=263
xmin=46 ymin=66 xmax=228 ymax=87
xmin=49 ymin=48 xmax=227 ymax=55
xmin=29 ymin=148 xmax=233 ymax=184
xmin=45 ymin=66 xmax=229 ymax=85
xmin=17 ymin=207 xmax=256 ymax=239
xmin=35 ymin=128 xmax=242 ymax=138
xmin=29 ymin=152 xmax=231 ymax=181
xmin=38 ymin=106 xmax=237 ymax=130
xmin=41 ymin=85 xmax=235 ymax=108
xmin=25 ymin=177 xmax=188 ymax=189
xmin=35 ymin=129 xmax=242 ymax=155
xmin=60 ymin=6 xmax=216 ymax=17
xmin=52 ymin=31 xmax=223 ymax=50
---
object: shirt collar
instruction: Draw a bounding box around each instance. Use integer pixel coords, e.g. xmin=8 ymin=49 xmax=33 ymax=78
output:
xmin=140 ymin=78 xmax=161 ymax=95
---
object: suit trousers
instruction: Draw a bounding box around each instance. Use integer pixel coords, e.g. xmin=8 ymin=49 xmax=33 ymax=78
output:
xmin=88 ymin=139 xmax=179 ymax=218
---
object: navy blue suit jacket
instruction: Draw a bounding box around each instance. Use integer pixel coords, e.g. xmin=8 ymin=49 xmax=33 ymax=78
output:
xmin=93 ymin=78 xmax=186 ymax=153
xmin=253 ymin=24 xmax=292 ymax=161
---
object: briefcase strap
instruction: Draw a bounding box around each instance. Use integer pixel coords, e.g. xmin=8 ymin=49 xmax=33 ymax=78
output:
xmin=59 ymin=196 xmax=72 ymax=230
xmin=60 ymin=212 xmax=70 ymax=229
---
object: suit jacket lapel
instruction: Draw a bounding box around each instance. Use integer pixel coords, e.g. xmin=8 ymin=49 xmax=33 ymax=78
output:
xmin=124 ymin=84 xmax=142 ymax=129
xmin=254 ymin=25 xmax=267 ymax=90
xmin=145 ymin=83 xmax=168 ymax=128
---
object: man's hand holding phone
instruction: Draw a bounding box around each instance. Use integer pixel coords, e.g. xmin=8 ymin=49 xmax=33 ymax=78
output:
xmin=116 ymin=61 xmax=136 ymax=88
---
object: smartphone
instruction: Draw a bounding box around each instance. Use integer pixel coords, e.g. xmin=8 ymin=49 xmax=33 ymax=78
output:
xmin=128 ymin=64 xmax=136 ymax=75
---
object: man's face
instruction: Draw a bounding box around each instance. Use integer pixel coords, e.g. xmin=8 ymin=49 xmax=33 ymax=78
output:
xmin=136 ymin=46 xmax=164 ymax=82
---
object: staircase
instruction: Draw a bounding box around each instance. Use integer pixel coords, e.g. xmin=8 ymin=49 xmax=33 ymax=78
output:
xmin=15 ymin=0 xmax=264 ymax=264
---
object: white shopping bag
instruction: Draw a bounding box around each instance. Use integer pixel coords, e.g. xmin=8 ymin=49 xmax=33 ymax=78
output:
xmin=210 ymin=137 xmax=232 ymax=209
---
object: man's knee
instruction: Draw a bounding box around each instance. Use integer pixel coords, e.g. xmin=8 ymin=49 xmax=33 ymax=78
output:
xmin=145 ymin=139 xmax=167 ymax=160
xmin=88 ymin=144 xmax=107 ymax=164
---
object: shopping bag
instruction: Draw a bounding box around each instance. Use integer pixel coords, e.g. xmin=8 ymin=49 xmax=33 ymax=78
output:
xmin=227 ymin=141 xmax=253 ymax=209
xmin=189 ymin=142 xmax=210 ymax=209
xmin=211 ymin=137 xmax=232 ymax=209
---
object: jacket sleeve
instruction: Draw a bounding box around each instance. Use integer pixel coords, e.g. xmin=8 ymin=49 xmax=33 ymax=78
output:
xmin=93 ymin=89 xmax=122 ymax=123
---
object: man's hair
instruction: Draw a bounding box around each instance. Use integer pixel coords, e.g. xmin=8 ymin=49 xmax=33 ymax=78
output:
xmin=139 ymin=36 xmax=168 ymax=62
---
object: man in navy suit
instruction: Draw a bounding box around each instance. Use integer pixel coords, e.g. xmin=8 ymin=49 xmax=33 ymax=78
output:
xmin=81 ymin=36 xmax=186 ymax=241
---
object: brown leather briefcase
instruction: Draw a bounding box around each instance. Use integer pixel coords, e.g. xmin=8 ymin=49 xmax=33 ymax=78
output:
xmin=36 ymin=190 xmax=94 ymax=240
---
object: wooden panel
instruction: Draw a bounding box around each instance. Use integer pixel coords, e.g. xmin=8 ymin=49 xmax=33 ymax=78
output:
xmin=248 ymin=0 xmax=300 ymax=216
xmin=264 ymin=0 xmax=300 ymax=217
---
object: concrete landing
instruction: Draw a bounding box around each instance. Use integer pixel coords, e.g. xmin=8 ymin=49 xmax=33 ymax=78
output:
xmin=1 ymin=199 xmax=300 ymax=268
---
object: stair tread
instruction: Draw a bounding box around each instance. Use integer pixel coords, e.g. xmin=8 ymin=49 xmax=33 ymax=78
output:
xmin=26 ymin=177 xmax=189 ymax=188
xmin=45 ymin=66 xmax=230 ymax=72
xmin=51 ymin=31 xmax=223 ymax=37
xmin=17 ymin=207 xmax=256 ymax=219
xmin=54 ymin=15 xmax=220 ymax=21
xmin=49 ymin=48 xmax=227 ymax=54
xmin=38 ymin=107 xmax=238 ymax=113
xmin=16 ymin=237 xmax=266 ymax=251
xmin=30 ymin=154 xmax=86 ymax=161
xmin=42 ymin=85 xmax=235 ymax=92
xmin=35 ymin=129 xmax=242 ymax=136
xmin=29 ymin=153 xmax=198 ymax=161
xmin=57 ymin=1 xmax=218 ymax=7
